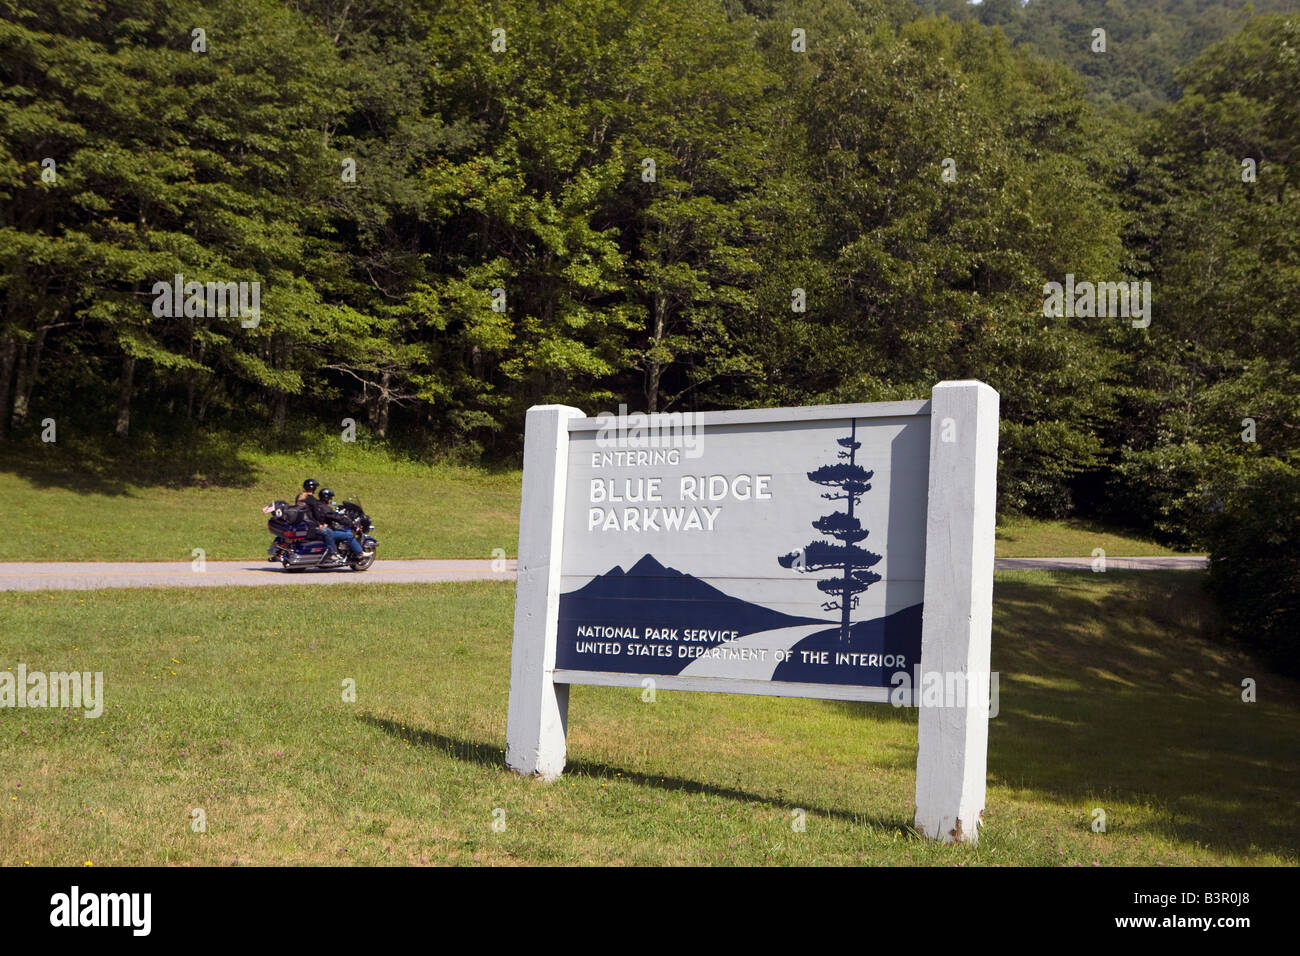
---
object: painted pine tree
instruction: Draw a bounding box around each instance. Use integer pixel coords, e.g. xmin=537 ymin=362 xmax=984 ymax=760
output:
xmin=778 ymin=420 xmax=882 ymax=642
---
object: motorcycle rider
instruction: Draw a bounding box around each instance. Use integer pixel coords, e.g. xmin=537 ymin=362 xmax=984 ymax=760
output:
xmin=305 ymin=488 xmax=362 ymax=566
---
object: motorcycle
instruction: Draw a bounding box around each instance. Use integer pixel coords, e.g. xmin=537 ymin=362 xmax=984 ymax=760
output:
xmin=262 ymin=498 xmax=378 ymax=572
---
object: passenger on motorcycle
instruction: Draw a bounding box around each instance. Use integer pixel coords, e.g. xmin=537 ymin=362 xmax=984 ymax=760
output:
xmin=305 ymin=488 xmax=362 ymax=565
xmin=294 ymin=478 xmax=330 ymax=554
xmin=296 ymin=478 xmax=320 ymax=504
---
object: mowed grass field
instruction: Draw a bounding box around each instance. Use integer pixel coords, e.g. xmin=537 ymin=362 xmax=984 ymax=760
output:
xmin=3 ymin=433 xmax=1178 ymax=561
xmin=994 ymin=515 xmax=1182 ymax=557
xmin=1 ymin=571 xmax=1294 ymax=866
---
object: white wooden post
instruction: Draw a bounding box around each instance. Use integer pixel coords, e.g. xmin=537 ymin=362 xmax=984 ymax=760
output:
xmin=914 ymin=380 xmax=999 ymax=844
xmin=505 ymin=404 xmax=585 ymax=779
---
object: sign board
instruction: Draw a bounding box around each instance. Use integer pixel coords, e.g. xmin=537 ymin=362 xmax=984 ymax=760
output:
xmin=506 ymin=380 xmax=999 ymax=844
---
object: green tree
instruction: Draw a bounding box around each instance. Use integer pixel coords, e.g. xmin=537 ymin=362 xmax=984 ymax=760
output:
xmin=1109 ymin=15 xmax=1300 ymax=543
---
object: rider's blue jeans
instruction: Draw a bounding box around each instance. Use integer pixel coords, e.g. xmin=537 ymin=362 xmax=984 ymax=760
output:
xmin=321 ymin=528 xmax=362 ymax=557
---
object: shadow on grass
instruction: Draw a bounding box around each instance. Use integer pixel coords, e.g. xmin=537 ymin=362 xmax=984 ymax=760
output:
xmin=986 ymin=571 xmax=1299 ymax=857
xmin=2 ymin=419 xmax=521 ymax=496
xmin=819 ymin=698 xmax=919 ymax=724
xmin=1 ymin=431 xmax=262 ymax=495
xmin=358 ymin=712 xmax=914 ymax=834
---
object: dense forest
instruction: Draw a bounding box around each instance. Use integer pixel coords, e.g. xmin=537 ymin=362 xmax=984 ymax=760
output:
xmin=2 ymin=1 xmax=1297 ymax=663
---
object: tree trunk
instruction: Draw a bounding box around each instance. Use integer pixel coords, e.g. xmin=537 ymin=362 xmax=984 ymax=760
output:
xmin=270 ymin=336 xmax=287 ymax=431
xmin=272 ymin=392 xmax=287 ymax=432
xmin=114 ymin=354 xmax=135 ymax=438
xmin=376 ymin=371 xmax=391 ymax=439
xmin=10 ymin=326 xmax=46 ymax=429
xmin=646 ymin=294 xmax=667 ymax=414
xmin=9 ymin=343 xmax=27 ymax=429
xmin=197 ymin=380 xmax=214 ymax=423
xmin=0 ymin=336 xmax=16 ymax=437
xmin=186 ymin=318 xmax=195 ymax=420
xmin=365 ymin=382 xmax=378 ymax=430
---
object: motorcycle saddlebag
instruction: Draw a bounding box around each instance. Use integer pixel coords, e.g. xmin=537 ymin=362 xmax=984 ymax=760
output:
xmin=267 ymin=503 xmax=310 ymax=536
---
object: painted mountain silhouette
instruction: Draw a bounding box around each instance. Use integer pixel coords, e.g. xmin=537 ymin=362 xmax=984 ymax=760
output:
xmin=770 ymin=603 xmax=922 ymax=686
xmin=556 ymin=554 xmax=827 ymax=675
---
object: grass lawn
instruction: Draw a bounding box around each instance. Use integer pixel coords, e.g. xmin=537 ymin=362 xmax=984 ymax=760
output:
xmin=1 ymin=435 xmax=520 ymax=561
xmin=1 ymin=571 xmax=1294 ymax=866
xmin=994 ymin=515 xmax=1184 ymax=558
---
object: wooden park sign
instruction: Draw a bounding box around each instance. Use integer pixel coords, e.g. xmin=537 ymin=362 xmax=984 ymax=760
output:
xmin=506 ymin=380 xmax=999 ymax=844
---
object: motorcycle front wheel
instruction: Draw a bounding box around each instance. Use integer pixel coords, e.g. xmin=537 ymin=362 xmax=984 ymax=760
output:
xmin=348 ymin=550 xmax=376 ymax=572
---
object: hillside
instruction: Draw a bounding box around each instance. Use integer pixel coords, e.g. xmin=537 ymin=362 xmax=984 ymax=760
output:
xmin=915 ymin=0 xmax=1300 ymax=110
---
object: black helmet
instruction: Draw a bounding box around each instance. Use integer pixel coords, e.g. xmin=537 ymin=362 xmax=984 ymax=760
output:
xmin=319 ymin=488 xmax=335 ymax=503
xmin=303 ymin=478 xmax=319 ymax=493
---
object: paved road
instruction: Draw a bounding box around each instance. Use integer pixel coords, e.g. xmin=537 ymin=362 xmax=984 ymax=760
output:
xmin=995 ymin=556 xmax=1208 ymax=571
xmin=0 ymin=555 xmax=1207 ymax=591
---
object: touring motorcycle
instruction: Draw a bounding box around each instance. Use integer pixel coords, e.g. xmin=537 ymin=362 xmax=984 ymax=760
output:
xmin=262 ymin=499 xmax=378 ymax=571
